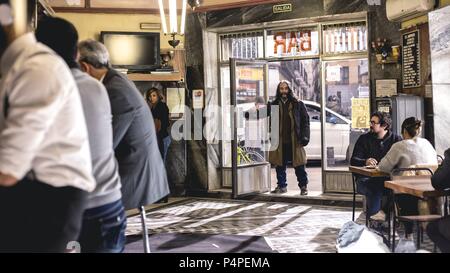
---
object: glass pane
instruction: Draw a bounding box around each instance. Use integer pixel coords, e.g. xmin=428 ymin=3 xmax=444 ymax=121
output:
xmin=90 ymin=0 xmax=182 ymax=8
xmin=235 ymin=63 xmax=268 ymax=166
xmin=268 ymin=59 xmax=321 ymax=101
xmin=48 ymin=0 xmax=86 ymax=7
xmin=322 ymin=22 xmax=367 ymax=55
xmin=221 ymin=66 xmax=232 ymax=168
xmin=266 ymin=27 xmax=319 ymax=58
xmin=323 ymin=59 xmax=370 ymax=170
xmin=220 ymin=33 xmax=264 ymax=62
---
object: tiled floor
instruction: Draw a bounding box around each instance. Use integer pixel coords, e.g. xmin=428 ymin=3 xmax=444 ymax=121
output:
xmin=126 ymin=198 xmax=436 ymax=253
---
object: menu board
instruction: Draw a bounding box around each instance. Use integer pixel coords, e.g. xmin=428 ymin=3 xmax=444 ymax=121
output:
xmin=402 ymin=30 xmax=421 ymax=89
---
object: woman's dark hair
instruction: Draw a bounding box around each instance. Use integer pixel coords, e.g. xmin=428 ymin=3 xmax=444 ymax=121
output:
xmin=146 ymin=87 xmax=165 ymax=103
xmin=371 ymin=111 xmax=391 ymax=130
xmin=275 ymin=81 xmax=296 ymax=101
xmin=401 ymin=117 xmax=422 ymax=137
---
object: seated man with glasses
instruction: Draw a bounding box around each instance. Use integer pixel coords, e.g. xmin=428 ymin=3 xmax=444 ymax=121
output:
xmin=351 ymin=112 xmax=402 ymax=221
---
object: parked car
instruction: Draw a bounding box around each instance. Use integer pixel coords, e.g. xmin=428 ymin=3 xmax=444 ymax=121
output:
xmin=303 ymin=100 xmax=351 ymax=161
xmin=237 ymin=100 xmax=351 ymax=162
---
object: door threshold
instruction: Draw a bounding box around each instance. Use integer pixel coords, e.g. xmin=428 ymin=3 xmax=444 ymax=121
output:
xmin=241 ymin=191 xmax=363 ymax=208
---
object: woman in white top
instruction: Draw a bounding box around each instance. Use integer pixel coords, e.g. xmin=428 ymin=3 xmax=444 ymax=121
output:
xmin=378 ymin=117 xmax=438 ymax=237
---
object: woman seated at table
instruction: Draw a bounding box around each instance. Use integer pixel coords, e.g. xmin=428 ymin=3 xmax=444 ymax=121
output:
xmin=378 ymin=117 xmax=438 ymax=238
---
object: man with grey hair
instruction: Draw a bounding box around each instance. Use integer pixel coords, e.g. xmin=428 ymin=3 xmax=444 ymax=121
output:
xmin=78 ymin=38 xmax=170 ymax=211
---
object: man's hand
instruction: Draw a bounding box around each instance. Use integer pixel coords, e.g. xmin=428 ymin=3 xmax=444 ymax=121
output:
xmin=0 ymin=172 xmax=19 ymax=187
xmin=365 ymin=158 xmax=378 ymax=167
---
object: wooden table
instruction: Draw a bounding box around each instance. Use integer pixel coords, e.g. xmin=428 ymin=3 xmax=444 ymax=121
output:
xmin=384 ymin=177 xmax=449 ymax=251
xmin=384 ymin=178 xmax=447 ymax=199
xmin=349 ymin=166 xmax=390 ymax=177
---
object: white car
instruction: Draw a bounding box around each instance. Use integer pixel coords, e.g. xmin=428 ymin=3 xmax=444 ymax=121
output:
xmin=303 ymin=101 xmax=351 ymax=161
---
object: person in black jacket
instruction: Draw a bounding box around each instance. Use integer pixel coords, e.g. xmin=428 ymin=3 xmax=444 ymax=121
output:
xmin=268 ymin=81 xmax=310 ymax=195
xmin=146 ymin=87 xmax=170 ymax=161
xmin=427 ymin=148 xmax=450 ymax=253
xmin=350 ymin=111 xmax=402 ymax=220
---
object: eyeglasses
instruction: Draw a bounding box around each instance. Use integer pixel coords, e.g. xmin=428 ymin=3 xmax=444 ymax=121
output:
xmin=370 ymin=121 xmax=380 ymax=125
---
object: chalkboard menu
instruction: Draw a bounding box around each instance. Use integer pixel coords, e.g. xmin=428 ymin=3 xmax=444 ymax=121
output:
xmin=402 ymin=30 xmax=421 ymax=88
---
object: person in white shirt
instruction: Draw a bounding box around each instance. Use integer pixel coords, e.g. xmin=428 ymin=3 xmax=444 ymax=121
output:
xmin=0 ymin=0 xmax=95 ymax=252
xmin=378 ymin=117 xmax=438 ymax=238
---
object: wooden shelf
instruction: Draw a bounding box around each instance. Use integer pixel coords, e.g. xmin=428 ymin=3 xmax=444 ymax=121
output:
xmin=126 ymin=49 xmax=186 ymax=82
xmin=127 ymin=72 xmax=183 ymax=82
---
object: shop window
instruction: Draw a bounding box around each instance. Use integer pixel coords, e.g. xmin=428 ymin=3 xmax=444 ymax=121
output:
xmin=220 ymin=32 xmax=264 ymax=62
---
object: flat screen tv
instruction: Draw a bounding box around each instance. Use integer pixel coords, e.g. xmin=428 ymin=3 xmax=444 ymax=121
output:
xmin=100 ymin=31 xmax=160 ymax=71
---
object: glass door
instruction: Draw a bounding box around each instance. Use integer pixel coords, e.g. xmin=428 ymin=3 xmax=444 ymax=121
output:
xmin=229 ymin=58 xmax=270 ymax=198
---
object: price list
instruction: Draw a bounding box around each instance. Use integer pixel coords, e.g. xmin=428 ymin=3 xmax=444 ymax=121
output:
xmin=402 ymin=30 xmax=421 ymax=88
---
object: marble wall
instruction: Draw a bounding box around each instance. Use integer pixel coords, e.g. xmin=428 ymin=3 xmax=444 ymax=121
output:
xmin=429 ymin=6 xmax=450 ymax=155
xmin=184 ymin=0 xmax=403 ymax=193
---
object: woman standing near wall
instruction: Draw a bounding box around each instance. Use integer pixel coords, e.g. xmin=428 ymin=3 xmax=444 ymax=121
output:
xmin=146 ymin=88 xmax=171 ymax=162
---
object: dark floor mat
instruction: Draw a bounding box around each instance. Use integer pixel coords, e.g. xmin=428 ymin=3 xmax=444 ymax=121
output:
xmin=124 ymin=233 xmax=275 ymax=253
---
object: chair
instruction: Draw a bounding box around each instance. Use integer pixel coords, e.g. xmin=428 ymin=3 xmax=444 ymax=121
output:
xmin=390 ymin=166 xmax=443 ymax=251
xmin=139 ymin=195 xmax=170 ymax=253
xmin=352 ymin=174 xmax=369 ymax=226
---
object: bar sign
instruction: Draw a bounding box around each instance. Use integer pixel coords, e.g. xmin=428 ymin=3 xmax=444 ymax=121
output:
xmin=273 ymin=4 xmax=292 ymax=14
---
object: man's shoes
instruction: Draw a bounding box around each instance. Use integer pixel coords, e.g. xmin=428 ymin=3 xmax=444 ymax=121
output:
xmin=271 ymin=186 xmax=287 ymax=194
xmin=370 ymin=210 xmax=386 ymax=222
xmin=300 ymin=186 xmax=308 ymax=196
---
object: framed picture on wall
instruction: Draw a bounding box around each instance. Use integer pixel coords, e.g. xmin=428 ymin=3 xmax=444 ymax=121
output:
xmin=376 ymin=79 xmax=397 ymax=97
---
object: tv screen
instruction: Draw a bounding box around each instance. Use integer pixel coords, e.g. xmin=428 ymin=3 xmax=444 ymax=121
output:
xmin=100 ymin=31 xmax=160 ymax=71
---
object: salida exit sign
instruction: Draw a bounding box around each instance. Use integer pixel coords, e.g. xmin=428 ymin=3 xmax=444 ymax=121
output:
xmin=273 ymin=3 xmax=292 ymax=14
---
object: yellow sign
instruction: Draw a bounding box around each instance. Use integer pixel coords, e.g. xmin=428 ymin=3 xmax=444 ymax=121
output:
xmin=273 ymin=4 xmax=292 ymax=14
xmin=351 ymin=98 xmax=370 ymax=129
xmin=238 ymin=68 xmax=264 ymax=81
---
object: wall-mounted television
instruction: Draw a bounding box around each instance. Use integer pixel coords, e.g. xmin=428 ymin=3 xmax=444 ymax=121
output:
xmin=100 ymin=31 xmax=160 ymax=71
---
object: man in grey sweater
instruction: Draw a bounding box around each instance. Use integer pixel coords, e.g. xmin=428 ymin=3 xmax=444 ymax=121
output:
xmin=36 ymin=17 xmax=126 ymax=253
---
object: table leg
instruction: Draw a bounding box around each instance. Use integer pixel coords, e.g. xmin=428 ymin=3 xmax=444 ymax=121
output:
xmin=391 ymin=191 xmax=396 ymax=252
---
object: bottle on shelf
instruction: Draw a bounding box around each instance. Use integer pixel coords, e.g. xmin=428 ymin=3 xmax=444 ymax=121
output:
xmin=358 ymin=26 xmax=364 ymax=51
xmin=346 ymin=25 xmax=352 ymax=52
xmin=353 ymin=25 xmax=358 ymax=52
xmin=330 ymin=26 xmax=335 ymax=53
xmin=341 ymin=26 xmax=347 ymax=52
xmin=362 ymin=26 xmax=368 ymax=51
xmin=335 ymin=27 xmax=341 ymax=53
xmin=324 ymin=28 xmax=330 ymax=54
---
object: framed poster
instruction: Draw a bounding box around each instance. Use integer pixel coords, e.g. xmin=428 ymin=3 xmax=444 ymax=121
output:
xmin=166 ymin=87 xmax=185 ymax=117
xmin=193 ymin=89 xmax=204 ymax=109
xmin=376 ymin=79 xmax=397 ymax=97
